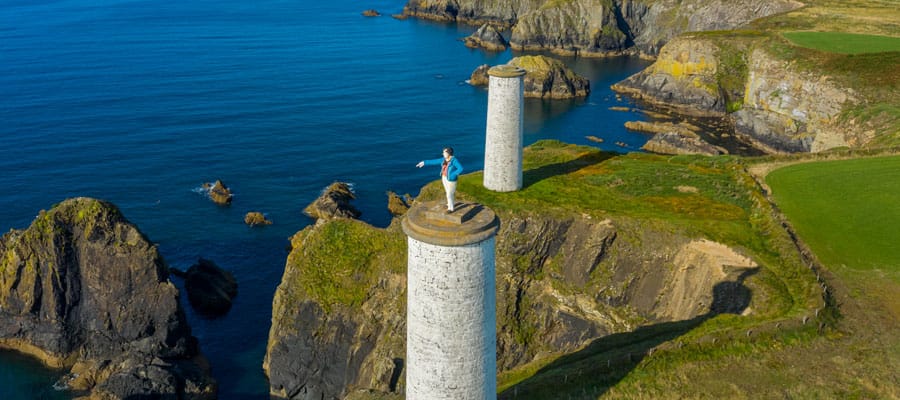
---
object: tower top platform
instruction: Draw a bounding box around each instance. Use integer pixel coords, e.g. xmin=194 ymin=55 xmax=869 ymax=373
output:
xmin=488 ymin=65 xmax=526 ymax=78
xmin=402 ymin=201 xmax=500 ymax=246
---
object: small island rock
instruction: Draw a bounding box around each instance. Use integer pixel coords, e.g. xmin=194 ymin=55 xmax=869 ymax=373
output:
xmin=304 ymin=182 xmax=362 ymax=221
xmin=182 ymin=258 xmax=238 ymax=317
xmin=245 ymin=211 xmax=273 ymax=226
xmin=463 ymin=24 xmax=508 ymax=51
xmin=201 ymin=180 xmax=233 ymax=205
xmin=362 ymin=9 xmax=381 ymax=17
xmin=470 ymin=55 xmax=590 ymax=99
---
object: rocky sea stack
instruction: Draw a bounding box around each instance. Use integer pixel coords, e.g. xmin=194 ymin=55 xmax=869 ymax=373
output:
xmin=244 ymin=211 xmax=273 ymax=226
xmin=202 ymin=180 xmax=233 ymax=205
xmin=0 ymin=198 xmax=215 ymax=399
xmin=304 ymin=182 xmax=362 ymax=221
xmin=471 ymin=55 xmax=590 ymax=99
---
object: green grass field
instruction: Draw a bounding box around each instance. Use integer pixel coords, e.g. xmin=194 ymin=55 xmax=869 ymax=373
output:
xmin=766 ymin=156 xmax=900 ymax=275
xmin=783 ymin=31 xmax=900 ymax=54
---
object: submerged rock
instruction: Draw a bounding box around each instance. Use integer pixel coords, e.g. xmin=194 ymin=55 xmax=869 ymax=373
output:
xmin=470 ymin=55 xmax=590 ymax=99
xmin=0 ymin=198 xmax=216 ymax=399
xmin=463 ymin=24 xmax=508 ymax=51
xmin=201 ymin=179 xmax=233 ymax=205
xmin=182 ymin=258 xmax=238 ymax=317
xmin=304 ymin=182 xmax=361 ymax=221
xmin=245 ymin=211 xmax=273 ymax=226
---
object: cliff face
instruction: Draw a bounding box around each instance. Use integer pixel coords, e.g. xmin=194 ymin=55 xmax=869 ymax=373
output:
xmin=0 ymin=198 xmax=215 ymax=399
xmin=265 ymin=209 xmax=758 ymax=398
xmin=735 ymin=48 xmax=862 ymax=153
xmin=470 ymin=55 xmax=590 ymax=99
xmin=403 ymin=0 xmax=800 ymax=56
xmin=611 ymin=35 xmax=728 ymax=114
xmin=509 ymin=0 xmax=627 ymax=56
xmin=613 ymin=35 xmax=865 ymax=153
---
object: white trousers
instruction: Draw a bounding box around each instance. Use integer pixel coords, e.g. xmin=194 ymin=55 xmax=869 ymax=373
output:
xmin=442 ymin=176 xmax=457 ymax=211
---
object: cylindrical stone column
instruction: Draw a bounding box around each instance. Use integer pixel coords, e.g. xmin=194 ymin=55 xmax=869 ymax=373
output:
xmin=484 ymin=65 xmax=526 ymax=192
xmin=402 ymin=201 xmax=501 ymax=400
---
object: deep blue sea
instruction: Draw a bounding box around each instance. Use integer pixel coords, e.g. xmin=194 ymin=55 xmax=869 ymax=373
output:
xmin=0 ymin=0 xmax=651 ymax=398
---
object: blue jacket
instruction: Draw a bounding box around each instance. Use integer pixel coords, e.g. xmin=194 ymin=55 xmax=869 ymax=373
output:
xmin=424 ymin=156 xmax=463 ymax=182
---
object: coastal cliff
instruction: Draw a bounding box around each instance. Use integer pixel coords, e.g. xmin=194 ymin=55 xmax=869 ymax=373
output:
xmin=0 ymin=198 xmax=215 ymax=399
xmin=265 ymin=141 xmax=822 ymax=398
xmin=612 ymin=31 xmax=897 ymax=153
xmin=403 ymin=0 xmax=800 ymax=56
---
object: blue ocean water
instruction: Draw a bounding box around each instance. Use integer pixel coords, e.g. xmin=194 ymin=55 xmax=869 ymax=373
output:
xmin=0 ymin=0 xmax=650 ymax=398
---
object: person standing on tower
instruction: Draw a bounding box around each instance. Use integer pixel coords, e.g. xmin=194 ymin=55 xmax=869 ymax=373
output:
xmin=416 ymin=147 xmax=463 ymax=213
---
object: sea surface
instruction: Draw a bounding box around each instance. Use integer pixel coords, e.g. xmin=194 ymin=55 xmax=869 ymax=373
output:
xmin=0 ymin=0 xmax=651 ymax=398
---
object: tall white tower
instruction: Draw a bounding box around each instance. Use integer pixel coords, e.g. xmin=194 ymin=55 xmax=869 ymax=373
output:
xmin=483 ymin=65 xmax=526 ymax=192
xmin=402 ymin=201 xmax=500 ymax=400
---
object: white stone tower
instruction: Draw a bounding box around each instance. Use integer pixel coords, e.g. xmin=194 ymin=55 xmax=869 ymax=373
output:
xmin=484 ymin=65 xmax=526 ymax=192
xmin=402 ymin=201 xmax=500 ymax=400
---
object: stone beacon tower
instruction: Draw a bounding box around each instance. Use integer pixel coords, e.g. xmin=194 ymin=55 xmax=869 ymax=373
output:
xmin=402 ymin=201 xmax=501 ymax=400
xmin=484 ymin=64 xmax=526 ymax=192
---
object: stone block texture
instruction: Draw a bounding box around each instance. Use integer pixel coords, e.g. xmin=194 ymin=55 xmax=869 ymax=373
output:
xmin=484 ymin=74 xmax=524 ymax=192
xmin=406 ymin=236 xmax=497 ymax=400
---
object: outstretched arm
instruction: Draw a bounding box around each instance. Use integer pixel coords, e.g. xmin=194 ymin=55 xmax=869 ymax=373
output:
xmin=418 ymin=158 xmax=444 ymax=168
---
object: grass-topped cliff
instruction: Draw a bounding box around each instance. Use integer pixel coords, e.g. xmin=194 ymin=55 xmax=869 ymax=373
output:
xmin=614 ymin=0 xmax=899 ymax=153
xmin=260 ymin=140 xmax=890 ymax=399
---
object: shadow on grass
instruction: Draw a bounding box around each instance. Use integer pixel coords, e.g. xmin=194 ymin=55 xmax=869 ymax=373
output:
xmin=522 ymin=151 xmax=617 ymax=189
xmin=499 ymin=268 xmax=758 ymax=399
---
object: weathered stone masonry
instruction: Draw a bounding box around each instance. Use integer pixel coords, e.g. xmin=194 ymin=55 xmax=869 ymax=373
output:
xmin=484 ymin=65 xmax=526 ymax=192
xmin=402 ymin=201 xmax=500 ymax=400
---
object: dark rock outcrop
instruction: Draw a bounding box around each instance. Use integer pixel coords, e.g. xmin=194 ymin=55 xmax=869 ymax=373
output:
xmin=463 ymin=24 xmax=509 ymax=51
xmin=180 ymin=258 xmax=238 ymax=317
xmin=201 ymin=180 xmax=233 ymax=205
xmin=244 ymin=211 xmax=273 ymax=226
xmin=470 ymin=56 xmax=590 ymax=99
xmin=362 ymin=9 xmax=381 ymax=17
xmin=304 ymin=182 xmax=362 ymax=221
xmin=0 ymin=197 xmax=216 ymax=399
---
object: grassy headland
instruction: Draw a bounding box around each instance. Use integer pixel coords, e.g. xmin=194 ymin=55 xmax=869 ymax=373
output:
xmin=412 ymin=141 xmax=852 ymax=398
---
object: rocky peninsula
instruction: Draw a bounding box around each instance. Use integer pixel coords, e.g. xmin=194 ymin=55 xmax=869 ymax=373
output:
xmin=0 ymin=198 xmax=215 ymax=399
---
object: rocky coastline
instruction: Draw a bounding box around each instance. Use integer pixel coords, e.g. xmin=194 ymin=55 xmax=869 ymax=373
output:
xmin=402 ymin=0 xmax=800 ymax=57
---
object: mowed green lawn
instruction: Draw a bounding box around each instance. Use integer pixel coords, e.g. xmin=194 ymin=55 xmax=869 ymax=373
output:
xmin=783 ymin=31 xmax=900 ymax=54
xmin=766 ymin=156 xmax=900 ymax=276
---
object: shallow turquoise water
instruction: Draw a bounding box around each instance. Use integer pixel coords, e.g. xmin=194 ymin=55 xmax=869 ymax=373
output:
xmin=0 ymin=0 xmax=650 ymax=398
